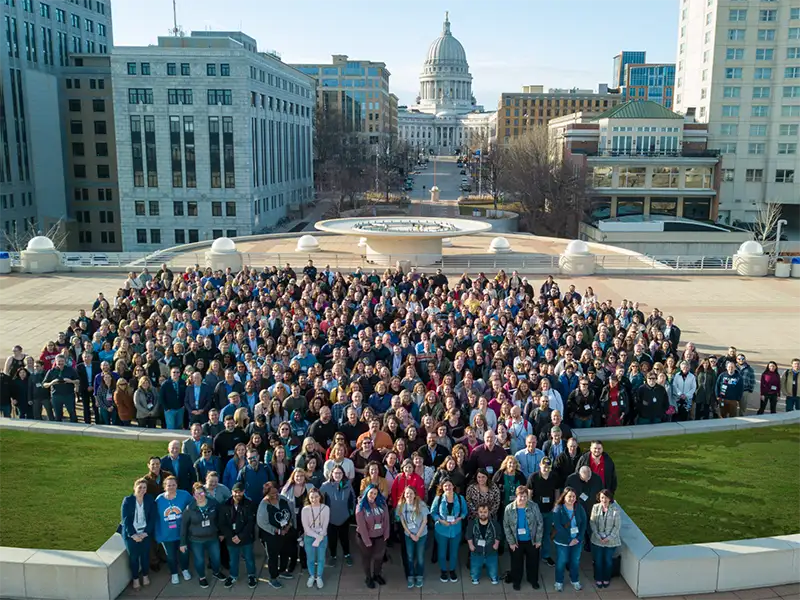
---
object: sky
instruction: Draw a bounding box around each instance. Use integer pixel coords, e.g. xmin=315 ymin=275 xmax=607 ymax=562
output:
xmin=111 ymin=0 xmax=679 ymax=108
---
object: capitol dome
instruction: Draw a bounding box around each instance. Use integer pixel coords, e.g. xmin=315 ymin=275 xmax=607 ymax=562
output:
xmin=425 ymin=14 xmax=467 ymax=64
xmin=417 ymin=13 xmax=474 ymax=116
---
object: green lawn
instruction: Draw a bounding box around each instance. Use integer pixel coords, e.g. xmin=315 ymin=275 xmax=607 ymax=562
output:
xmin=0 ymin=430 xmax=164 ymax=551
xmin=605 ymin=425 xmax=800 ymax=546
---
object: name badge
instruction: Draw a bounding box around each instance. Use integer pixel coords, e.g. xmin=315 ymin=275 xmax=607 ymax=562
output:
xmin=517 ymin=528 xmax=527 ymax=535
xmin=477 ymin=539 xmax=486 ymax=547
xmin=579 ymin=493 xmax=588 ymax=501
xmin=446 ymin=516 xmax=455 ymax=523
xmin=350 ymin=441 xmax=356 ymax=448
xmin=232 ymin=523 xmax=237 ymax=531
xmin=611 ymin=401 xmax=618 ymax=407
xmin=373 ymin=522 xmax=382 ymax=530
xmin=228 ymin=450 xmax=234 ymax=456
xmin=771 ymin=385 xmax=777 ymax=391
xmin=168 ymin=524 xmax=177 ymax=529
xmin=642 ymin=399 xmax=649 ymax=406
xmin=486 ymin=466 xmax=494 ymax=474
xmin=584 ymin=404 xmax=591 ymax=411
xmin=202 ymin=519 xmax=210 ymax=528
xmin=570 ymin=526 xmax=579 ymax=535
xmin=542 ymin=497 xmax=550 ymax=503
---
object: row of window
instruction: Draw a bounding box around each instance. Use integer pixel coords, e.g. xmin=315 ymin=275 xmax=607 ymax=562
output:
xmin=73 ymin=163 xmax=110 ymax=178
xmin=726 ymin=47 xmax=800 ymax=61
xmin=73 ymin=187 xmax=113 ymax=201
xmin=503 ymin=97 xmax=615 ymax=109
xmin=135 ymin=229 xmax=237 ymax=245
xmin=66 ymin=77 xmax=105 ymax=89
xmin=69 ymin=119 xmax=107 ymax=135
xmin=74 ymin=209 xmax=112 ymax=223
xmin=71 ymin=141 xmax=109 ymax=157
xmin=77 ymin=230 xmax=116 ymax=245
xmin=133 ymin=200 xmax=237 ymax=217
xmin=248 ymin=66 xmax=311 ymax=99
xmin=725 ymin=27 xmax=800 ymax=42
xmin=30 ymin=1 xmax=108 ymax=35
xmin=717 ymin=140 xmax=799 ymax=155
xmin=728 ymin=7 xmax=800 ymax=22
xmin=68 ymin=98 xmax=105 ymax=112
xmin=723 ymin=87 xmax=800 ymax=101
xmin=720 ymin=166 xmax=795 ymax=184
xmin=126 ymin=88 xmax=233 ymax=105
xmin=126 ymin=62 xmax=230 ymax=77
xmin=591 ymin=166 xmax=713 ymax=189
xmin=725 ymin=67 xmax=800 ymax=80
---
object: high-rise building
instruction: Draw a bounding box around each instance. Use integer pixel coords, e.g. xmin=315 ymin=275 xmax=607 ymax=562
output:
xmin=612 ymin=52 xmax=676 ymax=108
xmin=612 ymin=51 xmax=647 ymax=88
xmin=112 ymin=31 xmax=315 ymax=250
xmin=674 ymin=0 xmax=800 ymax=226
xmin=0 ymin=0 xmax=112 ymax=246
xmin=292 ymin=55 xmax=393 ymax=145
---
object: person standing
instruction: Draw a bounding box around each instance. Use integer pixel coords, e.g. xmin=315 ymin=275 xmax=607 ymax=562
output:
xmin=589 ymin=489 xmax=621 ymax=589
xmin=355 ymin=484 xmax=390 ymax=589
xmin=759 ymin=362 xmax=781 ymax=415
xmin=781 ymin=358 xmax=800 ymax=412
xmin=42 ymin=355 xmax=79 ymax=422
xmin=430 ymin=478 xmax=468 ymax=583
xmin=552 ymin=487 xmax=587 ymax=592
xmin=736 ymin=353 xmax=756 ymax=416
xmin=121 ymin=479 xmax=157 ymax=591
xmin=502 ymin=486 xmax=543 ymax=590
xmin=134 ymin=376 xmax=160 ymax=428
xmin=154 ymin=476 xmax=192 ymax=585
xmin=257 ymin=482 xmax=295 ymax=589
xmin=716 ymin=361 xmax=744 ymax=418
xmin=219 ymin=482 xmax=258 ymax=590
xmin=397 ymin=484 xmax=429 ymax=588
xmin=527 ymin=457 xmax=559 ymax=567
xmin=180 ymin=482 xmax=226 ymax=589
xmin=575 ymin=441 xmax=618 ymax=494
xmin=161 ymin=440 xmax=195 ymax=493
xmin=320 ymin=466 xmax=355 ymax=567
xmin=160 ymin=367 xmax=187 ymax=430
xmin=300 ymin=487 xmax=330 ymax=589
xmin=77 ymin=352 xmax=100 ymax=424
xmin=30 ymin=360 xmax=55 ymax=421
xmin=466 ymin=502 xmax=501 ymax=585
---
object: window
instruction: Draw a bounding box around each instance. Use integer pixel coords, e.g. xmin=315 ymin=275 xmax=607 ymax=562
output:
xmin=759 ymin=9 xmax=777 ymax=22
xmin=212 ymin=229 xmax=223 ymax=239
xmin=721 ymin=168 xmax=735 ymax=182
xmin=753 ymin=86 xmax=770 ymax=99
xmin=789 ymin=48 xmax=800 ymax=59
xmin=775 ymin=169 xmax=795 ymax=183
xmin=725 ymin=67 xmax=742 ymax=79
xmin=726 ymin=48 xmax=744 ymax=60
xmin=758 ymin=29 xmax=776 ymax=41
xmin=150 ymin=229 xmax=161 ymax=244
xmin=754 ymin=67 xmax=772 ymax=80
xmin=126 ymin=62 xmax=136 ymax=75
xmin=187 ymin=201 xmax=198 ymax=216
xmin=220 ymin=63 xmax=230 ymax=76
xmin=92 ymin=99 xmax=105 ymax=112
xmin=783 ymin=105 xmax=800 ymax=117
xmin=649 ymin=199 xmax=678 ymax=217
xmin=141 ymin=62 xmax=150 ymax=75
xmin=616 ymin=198 xmax=645 ymax=216
xmin=778 ymin=143 xmax=797 ymax=155
xmin=685 ymin=167 xmax=712 ymax=189
xmin=95 ymin=142 xmax=108 ymax=157
xmin=651 ymin=166 xmax=680 ymax=188
xmin=723 ymin=86 xmax=741 ymax=98
xmin=207 ymin=89 xmax=232 ymax=105
xmin=134 ymin=201 xmax=145 ymax=216
xmin=127 ymin=89 xmax=153 ymax=104
xmin=73 ymin=164 xmax=86 ymax=177
xmin=748 ymin=142 xmax=766 ymax=154
xmin=148 ymin=201 xmax=159 ymax=216
xmin=619 ymin=167 xmax=646 ymax=188
xmin=722 ymin=105 xmax=740 ymax=117
xmin=94 ymin=121 xmax=107 ymax=135
xmin=173 ymin=201 xmax=184 ymax=216
xmin=70 ymin=120 xmax=83 ymax=134
xmin=780 ymin=124 xmax=799 ymax=136
xmin=784 ymin=86 xmax=800 ymax=98
xmin=790 ymin=28 xmax=800 ymax=40
xmin=752 ymin=105 xmax=770 ymax=117
xmin=174 ymin=229 xmax=185 ymax=244
xmin=728 ymin=29 xmax=746 ymax=41
xmin=729 ymin=8 xmax=747 ymax=21
xmin=683 ymin=199 xmax=711 ymax=221
xmin=745 ymin=169 xmax=763 ymax=182
xmin=180 ymin=63 xmax=190 ymax=76
xmin=786 ymin=67 xmax=800 ymax=79
xmin=750 ymin=124 xmax=767 ymax=136
xmin=167 ymin=89 xmax=193 ymax=105
xmin=719 ymin=142 xmax=737 ymax=154
xmin=792 ymin=7 xmax=800 ymax=19
xmin=721 ymin=123 xmax=738 ymax=136
xmin=68 ymin=99 xmax=81 ymax=112
xmin=211 ymin=202 xmax=222 ymax=217
xmin=756 ymin=48 xmax=774 ymax=60
xmin=591 ymin=166 xmax=612 ymax=187
xmin=136 ymin=229 xmax=147 ymax=244
xmin=225 ymin=201 xmax=236 ymax=217
xmin=206 ymin=63 xmax=216 ymax=76
xmin=189 ymin=230 xmax=200 ymax=243
xmin=97 ymin=164 xmax=109 ymax=178
xmin=72 ymin=142 xmax=84 ymax=156
xmin=167 ymin=62 xmax=176 ymax=76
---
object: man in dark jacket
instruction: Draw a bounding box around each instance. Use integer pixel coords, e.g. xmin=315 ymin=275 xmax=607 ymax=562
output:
xmin=214 ymin=369 xmax=244 ymax=411
xmin=202 ymin=408 xmax=225 ymax=439
xmin=307 ymin=406 xmax=338 ymax=451
xmin=553 ymin=437 xmax=581 ymax=488
xmin=76 ymin=352 xmax=100 ymax=424
xmin=185 ymin=372 xmax=214 ymax=424
xmin=214 ymin=414 xmax=249 ymax=469
xmin=635 ymin=373 xmax=670 ymax=425
xmin=418 ymin=432 xmax=449 ymax=468
xmin=565 ymin=465 xmax=603 ymax=551
xmin=527 ymin=458 xmax=559 ymax=567
xmin=161 ymin=440 xmax=195 ymax=492
xmin=575 ymin=441 xmax=617 ymax=493
xmin=159 ymin=367 xmax=188 ymax=430
xmin=219 ymin=483 xmax=258 ymax=589
xmin=716 ymin=361 xmax=744 ymax=418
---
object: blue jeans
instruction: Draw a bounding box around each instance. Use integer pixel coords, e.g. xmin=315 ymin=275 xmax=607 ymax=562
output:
xmin=404 ymin=533 xmax=426 ymax=577
xmin=469 ymin=552 xmax=498 ymax=581
xmin=161 ymin=540 xmax=189 ymax=575
xmin=303 ymin=535 xmax=327 ymax=578
xmin=555 ymin=543 xmax=582 ymax=585
xmin=164 ymin=408 xmax=185 ymax=430
xmin=541 ymin=512 xmax=554 ymax=560
xmin=573 ymin=416 xmax=593 ymax=429
xmin=98 ymin=406 xmax=117 ymax=425
xmin=190 ymin=538 xmax=220 ymax=578
xmin=591 ymin=544 xmax=614 ymax=583
xmin=436 ymin=533 xmax=460 ymax=571
xmin=787 ymin=396 xmax=799 ymax=412
xmin=124 ymin=536 xmax=151 ymax=580
xmin=228 ymin=542 xmax=255 ymax=579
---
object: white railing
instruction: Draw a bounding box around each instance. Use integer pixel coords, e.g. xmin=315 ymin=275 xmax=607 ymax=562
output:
xmin=595 ymin=254 xmax=734 ymax=272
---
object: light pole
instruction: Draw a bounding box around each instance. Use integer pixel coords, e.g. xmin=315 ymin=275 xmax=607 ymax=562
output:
xmin=776 ymin=218 xmax=788 ymax=257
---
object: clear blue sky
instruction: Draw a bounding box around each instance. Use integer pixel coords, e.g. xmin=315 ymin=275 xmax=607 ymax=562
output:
xmin=111 ymin=0 xmax=679 ymax=107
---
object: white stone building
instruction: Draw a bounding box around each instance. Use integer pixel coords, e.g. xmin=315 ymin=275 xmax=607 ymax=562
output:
xmin=112 ymin=31 xmax=315 ymax=251
xmin=397 ymin=13 xmax=496 ymax=156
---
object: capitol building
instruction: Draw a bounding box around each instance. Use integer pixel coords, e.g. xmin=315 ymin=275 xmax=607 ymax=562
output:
xmin=397 ymin=13 xmax=496 ymax=156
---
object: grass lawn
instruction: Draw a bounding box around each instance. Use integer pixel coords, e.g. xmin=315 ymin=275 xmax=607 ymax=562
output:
xmin=0 ymin=430 xmax=164 ymax=551
xmin=605 ymin=424 xmax=800 ymax=546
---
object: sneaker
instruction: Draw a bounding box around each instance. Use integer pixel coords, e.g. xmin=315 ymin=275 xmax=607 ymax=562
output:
xmin=415 ymin=576 xmax=424 ymax=588
xmin=545 ymin=557 xmax=555 ymax=567
xmin=449 ymin=570 xmax=458 ymax=583
xmin=170 ymin=574 xmax=179 ymax=585
xmin=199 ymin=577 xmax=209 ymax=589
xmin=268 ymin=578 xmax=283 ymax=589
xmin=132 ymin=580 xmax=141 ymax=590
xmin=344 ymin=554 xmax=353 ymax=567
xmin=408 ymin=577 xmax=415 ymax=589
xmin=491 ymin=578 xmax=500 ymax=585
xmin=248 ymin=575 xmax=257 ymax=589
xmin=213 ymin=571 xmax=226 ymax=582
xmin=373 ymin=574 xmax=386 ymax=586
xmin=513 ymin=583 xmax=521 ymax=591
xmin=471 ymin=579 xmax=479 ymax=585
xmin=307 ymin=575 xmax=316 ymax=588
xmin=572 ymin=582 xmax=583 ymax=591
xmin=328 ymin=555 xmax=337 ymax=567
xmin=278 ymin=571 xmax=294 ymax=580
xmin=440 ymin=571 xmax=449 ymax=583
xmin=365 ymin=576 xmax=376 ymax=589
xmin=224 ymin=577 xmax=235 ymax=589
xmin=554 ymin=582 xmax=564 ymax=592
xmin=181 ymin=569 xmax=191 ymax=581
xmin=142 ymin=576 xmax=150 ymax=586
xmin=532 ymin=582 xmax=540 ymax=590
xmin=316 ymin=577 xmax=324 ymax=589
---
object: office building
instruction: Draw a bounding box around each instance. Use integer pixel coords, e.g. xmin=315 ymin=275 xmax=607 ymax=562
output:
xmin=674 ymin=0 xmax=800 ymax=226
xmin=497 ymin=85 xmax=621 ymax=146
xmin=612 ymin=51 xmax=647 ymax=88
xmin=293 ymin=54 xmax=393 ymax=144
xmin=62 ymin=54 xmax=121 ymax=250
xmin=112 ymin=31 xmax=315 ymax=251
xmin=1 ymin=0 xmax=112 ymax=246
xmin=612 ymin=51 xmax=676 ymax=108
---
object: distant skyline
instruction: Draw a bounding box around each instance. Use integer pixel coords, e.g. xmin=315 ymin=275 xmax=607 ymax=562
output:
xmin=110 ymin=0 xmax=679 ymax=108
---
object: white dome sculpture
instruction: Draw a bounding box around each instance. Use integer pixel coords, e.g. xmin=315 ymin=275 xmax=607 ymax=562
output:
xmin=296 ymin=235 xmax=320 ymax=252
xmin=488 ymin=237 xmax=511 ymax=254
xmin=26 ymin=236 xmax=55 ymax=252
xmin=737 ymin=240 xmax=764 ymax=256
xmin=425 ymin=13 xmax=467 ymax=64
xmin=210 ymin=237 xmax=236 ymax=254
xmin=565 ymin=240 xmax=591 ymax=256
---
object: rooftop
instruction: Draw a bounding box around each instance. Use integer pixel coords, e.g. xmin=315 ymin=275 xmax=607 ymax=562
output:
xmin=593 ymin=100 xmax=684 ymax=120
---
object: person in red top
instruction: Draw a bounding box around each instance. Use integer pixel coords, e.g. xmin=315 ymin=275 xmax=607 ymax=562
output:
xmin=759 ymin=361 xmax=781 ymax=415
xmin=600 ymin=374 xmax=630 ymax=427
xmin=575 ymin=441 xmax=617 ymax=494
xmin=389 ymin=459 xmax=425 ymax=508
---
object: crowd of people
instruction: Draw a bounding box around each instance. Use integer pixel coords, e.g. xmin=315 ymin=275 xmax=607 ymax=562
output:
xmin=2 ymin=263 xmax=799 ymax=592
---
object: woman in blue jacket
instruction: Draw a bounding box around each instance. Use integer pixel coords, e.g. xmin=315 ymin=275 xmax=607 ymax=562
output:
xmin=552 ymin=487 xmax=588 ymax=592
xmin=429 ymin=478 xmax=468 ymax=584
xmin=121 ymin=479 xmax=158 ymax=591
xmin=194 ymin=443 xmax=220 ymax=483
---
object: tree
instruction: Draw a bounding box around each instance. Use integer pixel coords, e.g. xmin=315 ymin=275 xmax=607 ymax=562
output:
xmin=1 ymin=218 xmax=69 ymax=252
xmin=471 ymin=133 xmax=505 ymax=210
xmin=499 ymin=127 xmax=589 ymax=238
xmin=373 ymin=136 xmax=410 ymax=201
xmin=752 ymin=200 xmax=783 ymax=253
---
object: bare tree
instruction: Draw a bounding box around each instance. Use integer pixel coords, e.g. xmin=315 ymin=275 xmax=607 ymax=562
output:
xmin=1 ymin=218 xmax=69 ymax=252
xmin=752 ymin=201 xmax=783 ymax=250
xmin=471 ymin=132 xmax=505 ymax=210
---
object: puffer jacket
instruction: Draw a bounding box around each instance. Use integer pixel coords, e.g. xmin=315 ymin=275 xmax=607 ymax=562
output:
xmin=589 ymin=502 xmax=621 ymax=547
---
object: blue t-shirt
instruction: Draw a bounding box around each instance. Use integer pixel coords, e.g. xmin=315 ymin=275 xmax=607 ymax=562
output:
xmin=516 ymin=507 xmax=530 ymax=542
xmin=155 ymin=490 xmax=192 ymax=543
xmin=566 ymin=507 xmax=577 ymax=540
